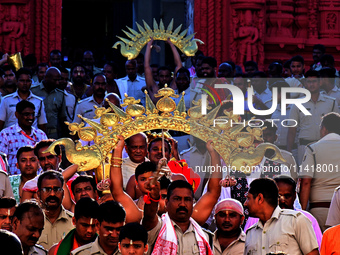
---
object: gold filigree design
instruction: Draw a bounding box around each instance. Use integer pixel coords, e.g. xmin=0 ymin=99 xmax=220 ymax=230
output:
xmin=44 ymin=87 xmax=286 ymax=175
xmin=112 ymin=19 xmax=204 ymax=59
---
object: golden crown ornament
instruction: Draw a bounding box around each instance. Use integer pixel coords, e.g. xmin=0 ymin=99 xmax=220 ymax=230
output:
xmin=43 ymin=86 xmax=286 ymax=176
xmin=113 ymin=19 xmax=204 ymax=59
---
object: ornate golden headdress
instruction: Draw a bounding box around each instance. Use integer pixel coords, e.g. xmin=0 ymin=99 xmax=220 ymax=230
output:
xmin=113 ymin=19 xmax=204 ymax=59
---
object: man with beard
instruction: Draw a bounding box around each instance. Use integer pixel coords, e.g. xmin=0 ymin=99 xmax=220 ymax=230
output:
xmin=21 ymin=140 xmax=77 ymax=212
xmin=213 ymin=198 xmax=245 ymax=255
xmin=37 ymin=170 xmax=74 ymax=250
xmin=12 ymin=200 xmax=46 ymax=255
xmin=73 ymin=73 xmax=107 ymax=124
xmin=311 ymin=44 xmax=326 ymax=71
xmin=66 ymin=63 xmax=91 ymax=102
xmin=1 ymin=65 xmax=17 ymax=97
xmin=49 ymin=50 xmax=62 ymax=69
xmin=244 ymin=178 xmax=319 ymax=255
xmin=245 ymin=176 xmax=322 ymax=247
xmin=31 ymin=67 xmax=67 ymax=139
xmin=200 ymin=57 xmax=217 ymax=78
xmin=82 ymin=51 xmax=102 ymax=75
xmin=72 ymin=201 xmax=126 ymax=255
xmin=0 ymin=197 xmax=16 ymax=231
xmin=0 ymin=67 xmax=47 ymax=132
xmin=49 ymin=197 xmax=99 ymax=255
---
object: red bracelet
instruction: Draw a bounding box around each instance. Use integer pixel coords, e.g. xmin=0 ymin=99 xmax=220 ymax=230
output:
xmin=143 ymin=192 xmax=161 ymax=204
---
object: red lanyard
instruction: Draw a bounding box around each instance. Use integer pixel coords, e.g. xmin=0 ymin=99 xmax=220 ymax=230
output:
xmin=20 ymin=130 xmax=37 ymax=142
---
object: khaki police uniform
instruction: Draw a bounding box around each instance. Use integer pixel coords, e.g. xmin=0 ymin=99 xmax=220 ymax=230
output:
xmin=147 ymin=216 xmax=211 ymax=255
xmin=0 ymin=91 xmax=47 ymax=129
xmin=71 ymin=236 xmax=121 ymax=255
xmin=213 ymin=229 xmax=245 ymax=255
xmin=0 ymin=169 xmax=14 ymax=198
xmin=326 ymin=186 xmax=340 ymax=227
xmin=321 ymin=86 xmax=340 ymax=110
xmin=244 ymin=206 xmax=318 ymax=255
xmin=28 ymin=244 xmax=47 ymax=255
xmin=31 ymin=83 xmax=66 ymax=139
xmin=288 ymin=93 xmax=339 ymax=164
xmin=37 ymin=206 xmax=74 ymax=250
xmin=73 ymin=95 xmax=104 ymax=124
xmin=299 ymin=133 xmax=340 ymax=231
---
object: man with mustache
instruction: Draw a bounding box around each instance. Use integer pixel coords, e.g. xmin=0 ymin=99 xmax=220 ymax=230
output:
xmin=12 ymin=200 xmax=46 ymax=255
xmin=36 ymin=170 xmax=74 ymax=250
xmin=72 ymin=201 xmax=126 ymax=255
xmin=244 ymin=178 xmax=319 ymax=255
xmin=213 ymin=198 xmax=245 ymax=255
xmin=0 ymin=197 xmax=16 ymax=231
xmin=73 ymin=73 xmax=107 ymax=124
xmin=1 ymin=65 xmax=17 ymax=97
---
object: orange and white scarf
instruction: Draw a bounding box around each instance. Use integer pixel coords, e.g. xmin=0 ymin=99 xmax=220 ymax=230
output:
xmin=152 ymin=213 xmax=213 ymax=255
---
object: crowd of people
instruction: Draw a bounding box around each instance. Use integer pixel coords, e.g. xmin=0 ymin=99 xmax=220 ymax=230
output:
xmin=0 ymin=42 xmax=338 ymax=254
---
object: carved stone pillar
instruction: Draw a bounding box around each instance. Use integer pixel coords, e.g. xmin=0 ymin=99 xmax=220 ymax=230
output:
xmin=266 ymin=0 xmax=294 ymax=38
xmin=295 ymin=0 xmax=309 ymax=38
xmin=0 ymin=0 xmax=62 ymax=63
xmin=230 ymin=0 xmax=266 ymax=70
xmin=319 ymin=0 xmax=340 ymax=39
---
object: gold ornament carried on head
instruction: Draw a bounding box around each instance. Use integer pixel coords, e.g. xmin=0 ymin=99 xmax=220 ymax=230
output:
xmin=113 ymin=19 xmax=204 ymax=59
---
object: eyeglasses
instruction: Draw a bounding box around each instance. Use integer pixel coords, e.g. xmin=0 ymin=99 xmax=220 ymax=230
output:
xmin=40 ymin=187 xmax=63 ymax=193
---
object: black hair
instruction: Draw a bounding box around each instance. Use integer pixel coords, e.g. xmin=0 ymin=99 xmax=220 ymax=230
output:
xmin=71 ymin=175 xmax=97 ymax=195
xmin=50 ymin=49 xmax=61 ymax=55
xmin=321 ymin=112 xmax=340 ymax=135
xmin=16 ymin=67 xmax=32 ymax=80
xmin=251 ymin=71 xmax=267 ymax=78
xmin=125 ymin=133 xmax=147 ymax=147
xmin=37 ymin=170 xmax=64 ymax=190
xmin=176 ymin=67 xmax=190 ymax=78
xmin=74 ymin=197 xmax=99 ymax=220
xmin=313 ymin=44 xmax=326 ymax=54
xmin=71 ymin=62 xmax=86 ymax=74
xmin=16 ymin=146 xmax=35 ymax=161
xmin=270 ymin=80 xmax=290 ymax=94
xmin=150 ymin=64 xmax=159 ymax=69
xmin=158 ymin=66 xmax=172 ymax=75
xmin=93 ymin=72 xmax=107 ymax=81
xmin=304 ymin=69 xmax=320 ymax=78
xmin=263 ymin=120 xmax=278 ymax=134
xmin=0 ymin=68 xmax=4 ymax=77
xmin=319 ymin=67 xmax=336 ymax=78
xmin=148 ymin=137 xmax=172 ymax=154
xmin=224 ymin=61 xmax=236 ymax=71
xmin=283 ymin=60 xmax=291 ymax=69
xmin=0 ymin=197 xmax=16 ymax=209
xmin=16 ymin=100 xmax=35 ymax=113
xmin=159 ymin=176 xmax=171 ymax=190
xmin=119 ymin=222 xmax=148 ymax=245
xmin=320 ymin=54 xmax=335 ymax=66
xmin=274 ymin=175 xmax=296 ymax=193
xmin=0 ymin=229 xmax=23 ymax=255
xmin=135 ymin=162 xmax=156 ymax=180
xmin=104 ymin=61 xmax=119 ymax=74
xmin=34 ymin=139 xmax=60 ymax=157
xmin=268 ymin=62 xmax=283 ymax=75
xmin=97 ymin=201 xmax=126 ymax=223
xmin=201 ymin=57 xmax=217 ymax=68
xmin=13 ymin=200 xmax=43 ymax=221
xmin=167 ymin=180 xmax=193 ymax=200
xmin=290 ymin=55 xmax=304 ymax=65
xmin=2 ymin=65 xmax=16 ymax=73
xmin=244 ymin=61 xmax=258 ymax=70
xmin=248 ymin=178 xmax=278 ymax=208
xmin=59 ymin=66 xmax=69 ymax=74
xmin=23 ymin=54 xmax=37 ymax=67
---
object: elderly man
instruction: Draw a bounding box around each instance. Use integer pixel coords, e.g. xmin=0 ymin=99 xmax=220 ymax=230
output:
xmin=244 ymin=178 xmax=319 ymax=255
xmin=213 ymin=198 xmax=245 ymax=255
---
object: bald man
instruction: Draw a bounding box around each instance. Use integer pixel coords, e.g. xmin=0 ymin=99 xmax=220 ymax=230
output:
xmin=31 ymin=67 xmax=67 ymax=138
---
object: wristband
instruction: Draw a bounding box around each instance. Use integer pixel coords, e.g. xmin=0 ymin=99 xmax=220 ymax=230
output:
xmin=143 ymin=192 xmax=161 ymax=204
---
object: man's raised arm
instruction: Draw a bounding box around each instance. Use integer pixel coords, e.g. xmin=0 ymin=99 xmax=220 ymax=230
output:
xmin=110 ymin=135 xmax=142 ymax=223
